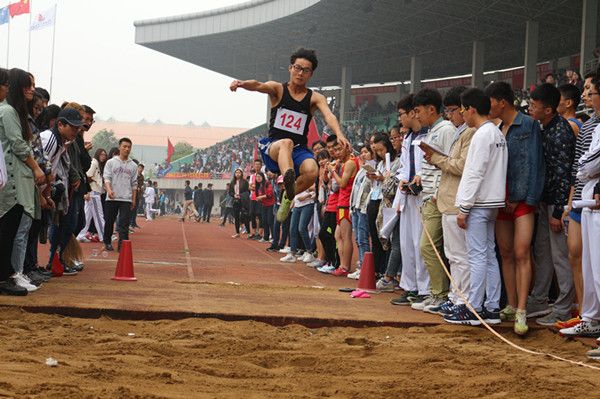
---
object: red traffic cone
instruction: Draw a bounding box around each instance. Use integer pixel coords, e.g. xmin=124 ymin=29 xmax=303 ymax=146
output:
xmin=51 ymin=253 xmax=63 ymax=277
xmin=357 ymin=252 xmax=376 ymax=292
xmin=112 ymin=240 xmax=137 ymax=281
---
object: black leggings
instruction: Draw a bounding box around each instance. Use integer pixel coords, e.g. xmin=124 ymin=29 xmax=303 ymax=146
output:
xmin=0 ymin=205 xmax=24 ymax=280
xmin=367 ymin=199 xmax=387 ymax=274
xmin=233 ymin=201 xmax=250 ymax=234
xmin=318 ymin=211 xmax=339 ymax=267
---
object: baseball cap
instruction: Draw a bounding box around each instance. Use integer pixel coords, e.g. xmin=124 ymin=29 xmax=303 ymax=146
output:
xmin=57 ymin=108 xmax=84 ymax=127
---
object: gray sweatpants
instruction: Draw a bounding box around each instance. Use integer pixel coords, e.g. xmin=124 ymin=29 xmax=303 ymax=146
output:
xmin=531 ymin=204 xmax=574 ymax=316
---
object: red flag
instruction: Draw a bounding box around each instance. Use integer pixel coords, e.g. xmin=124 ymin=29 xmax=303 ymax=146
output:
xmin=307 ymin=119 xmax=320 ymax=147
xmin=9 ymin=0 xmax=29 ymax=17
xmin=253 ymin=142 xmax=258 ymax=161
xmin=166 ymin=138 xmax=174 ymax=163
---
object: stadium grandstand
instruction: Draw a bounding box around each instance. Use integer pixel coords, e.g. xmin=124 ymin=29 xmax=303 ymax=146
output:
xmin=133 ymin=0 xmax=600 ymax=183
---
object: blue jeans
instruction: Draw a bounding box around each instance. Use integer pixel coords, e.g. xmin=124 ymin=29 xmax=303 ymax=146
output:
xmin=466 ymin=208 xmax=501 ymax=312
xmin=272 ymin=204 xmax=291 ymax=248
xmin=351 ymin=210 xmax=370 ymax=266
xmin=49 ymin=195 xmax=83 ymax=265
xmin=289 ymin=204 xmax=313 ymax=253
xmin=11 ymin=212 xmax=33 ymax=275
xmin=262 ymin=204 xmax=274 ymax=241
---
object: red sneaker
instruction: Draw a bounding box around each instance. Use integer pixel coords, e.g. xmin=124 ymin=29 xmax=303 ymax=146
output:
xmin=555 ymin=317 xmax=581 ymax=330
xmin=332 ymin=268 xmax=349 ymax=277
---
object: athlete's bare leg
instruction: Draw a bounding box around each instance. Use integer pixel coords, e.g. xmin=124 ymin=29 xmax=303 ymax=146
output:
xmin=513 ymin=213 xmax=535 ymax=311
xmin=567 ymin=218 xmax=583 ymax=313
xmin=496 ymin=220 xmax=517 ymax=308
xmin=338 ymin=219 xmax=353 ymax=270
xmin=268 ymin=139 xmax=295 ymax=197
xmin=295 ymin=158 xmax=318 ymax=194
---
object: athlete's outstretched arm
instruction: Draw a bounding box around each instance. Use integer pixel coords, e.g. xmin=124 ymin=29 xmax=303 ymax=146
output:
xmin=230 ymin=79 xmax=279 ymax=96
xmin=314 ymin=93 xmax=351 ymax=149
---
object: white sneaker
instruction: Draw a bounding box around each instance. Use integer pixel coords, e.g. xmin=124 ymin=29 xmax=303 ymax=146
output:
xmin=280 ymin=254 xmax=296 ymax=263
xmin=77 ymin=236 xmax=90 ymax=243
xmin=258 ymin=238 xmax=267 ymax=243
xmin=231 ymin=233 xmax=239 ymax=238
xmin=307 ymin=259 xmax=325 ymax=268
xmin=347 ymin=269 xmax=361 ymax=280
xmin=317 ymin=264 xmax=336 ymax=274
xmin=13 ymin=273 xmax=38 ymax=292
xmin=301 ymin=252 xmax=315 ymax=263
xmin=411 ymin=295 xmax=433 ymax=311
xmin=560 ymin=320 xmax=600 ymax=337
xmin=278 ymin=246 xmax=291 ymax=254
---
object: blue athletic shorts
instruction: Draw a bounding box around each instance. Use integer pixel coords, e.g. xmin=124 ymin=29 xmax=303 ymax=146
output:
xmin=569 ymin=208 xmax=582 ymax=224
xmin=258 ymin=137 xmax=315 ymax=176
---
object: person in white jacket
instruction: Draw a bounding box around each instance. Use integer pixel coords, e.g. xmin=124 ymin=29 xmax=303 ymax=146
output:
xmin=444 ymin=88 xmax=507 ymax=326
xmin=560 ymin=75 xmax=600 ymax=342
xmin=143 ymin=180 xmax=159 ymax=221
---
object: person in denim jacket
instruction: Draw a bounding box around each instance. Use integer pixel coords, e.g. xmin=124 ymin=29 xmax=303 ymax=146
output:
xmin=486 ymin=82 xmax=544 ymax=335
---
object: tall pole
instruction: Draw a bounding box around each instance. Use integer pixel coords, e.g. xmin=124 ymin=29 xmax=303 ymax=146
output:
xmin=26 ymin=0 xmax=32 ymax=70
xmin=48 ymin=4 xmax=57 ymax=96
xmin=5 ymin=8 xmax=10 ymax=68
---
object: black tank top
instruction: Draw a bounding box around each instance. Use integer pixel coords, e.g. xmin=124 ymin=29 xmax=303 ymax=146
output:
xmin=268 ymin=82 xmax=313 ymax=147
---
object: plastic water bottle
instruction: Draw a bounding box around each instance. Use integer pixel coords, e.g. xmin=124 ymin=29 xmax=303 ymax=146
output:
xmin=91 ymin=249 xmax=98 ymax=257
xmin=101 ymin=250 xmax=108 ymax=258
xmin=563 ymin=205 xmax=569 ymax=236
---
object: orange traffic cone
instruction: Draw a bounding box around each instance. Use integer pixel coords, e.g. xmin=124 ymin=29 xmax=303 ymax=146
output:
xmin=51 ymin=253 xmax=63 ymax=277
xmin=112 ymin=240 xmax=137 ymax=281
xmin=357 ymin=252 xmax=376 ymax=292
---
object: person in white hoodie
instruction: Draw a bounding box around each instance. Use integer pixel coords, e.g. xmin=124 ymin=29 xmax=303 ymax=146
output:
xmin=444 ymin=88 xmax=507 ymax=326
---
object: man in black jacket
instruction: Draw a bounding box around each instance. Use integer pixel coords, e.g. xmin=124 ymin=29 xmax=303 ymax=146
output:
xmin=193 ymin=183 xmax=204 ymax=222
xmin=202 ymin=183 xmax=214 ymax=222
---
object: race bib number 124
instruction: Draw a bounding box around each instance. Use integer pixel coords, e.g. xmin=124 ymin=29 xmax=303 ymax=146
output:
xmin=274 ymin=108 xmax=308 ymax=135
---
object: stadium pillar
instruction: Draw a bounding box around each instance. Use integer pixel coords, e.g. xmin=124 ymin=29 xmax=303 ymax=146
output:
xmin=266 ymin=73 xmax=273 ymax=123
xmin=523 ymin=20 xmax=539 ymax=90
xmin=339 ymin=66 xmax=352 ymax=124
xmin=580 ymin=0 xmax=599 ymax=77
xmin=410 ymin=56 xmax=422 ymax=93
xmin=471 ymin=41 xmax=485 ymax=88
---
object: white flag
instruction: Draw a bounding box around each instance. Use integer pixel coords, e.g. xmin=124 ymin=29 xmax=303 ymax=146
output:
xmin=30 ymin=6 xmax=56 ymax=31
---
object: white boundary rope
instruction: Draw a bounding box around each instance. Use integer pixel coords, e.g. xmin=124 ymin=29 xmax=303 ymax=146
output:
xmin=421 ymin=221 xmax=600 ymax=371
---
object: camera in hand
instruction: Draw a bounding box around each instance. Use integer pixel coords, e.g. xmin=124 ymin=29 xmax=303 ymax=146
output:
xmin=402 ymin=182 xmax=423 ymax=196
xmin=51 ymin=182 xmax=65 ymax=203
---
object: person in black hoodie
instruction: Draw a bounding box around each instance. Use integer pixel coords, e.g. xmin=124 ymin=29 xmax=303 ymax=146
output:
xmin=193 ymin=183 xmax=204 ymax=222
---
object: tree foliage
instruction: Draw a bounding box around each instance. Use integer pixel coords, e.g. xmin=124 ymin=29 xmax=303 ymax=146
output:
xmin=91 ymin=129 xmax=118 ymax=155
xmin=172 ymin=141 xmax=194 ymax=161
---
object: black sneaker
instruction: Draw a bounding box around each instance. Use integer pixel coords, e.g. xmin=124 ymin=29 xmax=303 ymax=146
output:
xmin=104 ymin=244 xmax=114 ymax=251
xmin=0 ymin=279 xmax=28 ymax=296
xmin=36 ymin=267 xmax=52 ymax=278
xmin=62 ymin=266 xmax=78 ymax=276
xmin=71 ymin=262 xmax=84 ymax=272
xmin=266 ymin=246 xmax=279 ymax=252
xmin=25 ymin=272 xmax=45 ymax=286
xmin=480 ymin=307 xmax=501 ymax=325
xmin=443 ymin=304 xmax=481 ymax=326
xmin=390 ymin=290 xmax=418 ymax=306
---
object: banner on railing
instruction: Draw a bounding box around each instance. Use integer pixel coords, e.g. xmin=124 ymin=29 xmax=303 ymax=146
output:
xmin=164 ymin=172 xmax=232 ymax=180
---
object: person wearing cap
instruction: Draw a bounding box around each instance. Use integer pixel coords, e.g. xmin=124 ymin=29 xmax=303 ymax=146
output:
xmin=40 ymin=107 xmax=85 ymax=275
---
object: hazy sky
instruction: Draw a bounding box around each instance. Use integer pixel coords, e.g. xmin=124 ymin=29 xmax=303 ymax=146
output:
xmin=1 ymin=0 xmax=266 ymax=128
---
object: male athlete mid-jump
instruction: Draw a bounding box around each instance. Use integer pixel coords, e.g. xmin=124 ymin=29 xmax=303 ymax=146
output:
xmin=230 ymin=48 xmax=349 ymax=221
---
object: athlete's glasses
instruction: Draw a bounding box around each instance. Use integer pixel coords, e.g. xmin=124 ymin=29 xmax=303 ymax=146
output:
xmin=290 ymin=64 xmax=313 ymax=74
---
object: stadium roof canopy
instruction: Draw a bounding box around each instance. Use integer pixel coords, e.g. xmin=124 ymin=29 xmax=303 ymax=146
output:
xmin=134 ymin=0 xmax=596 ymax=87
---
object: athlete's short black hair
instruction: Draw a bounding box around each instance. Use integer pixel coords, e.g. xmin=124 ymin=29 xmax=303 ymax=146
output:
xmin=443 ymin=86 xmax=467 ymax=107
xmin=35 ymin=87 xmax=50 ymax=101
xmin=531 ymin=83 xmax=561 ymax=113
xmin=119 ymin=137 xmax=132 ymax=145
xmin=414 ymin=88 xmax=443 ymax=112
xmin=484 ymin=82 xmax=515 ymax=105
xmin=558 ymin=84 xmax=581 ymax=109
xmin=397 ymin=94 xmax=415 ymax=112
xmin=461 ymin=88 xmax=491 ymax=116
xmin=291 ymin=48 xmax=318 ymax=71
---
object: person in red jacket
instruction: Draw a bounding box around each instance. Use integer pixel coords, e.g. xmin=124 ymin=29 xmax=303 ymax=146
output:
xmin=255 ymin=172 xmax=275 ymax=242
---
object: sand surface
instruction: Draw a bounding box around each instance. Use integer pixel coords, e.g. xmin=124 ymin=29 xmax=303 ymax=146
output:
xmin=0 ymin=307 xmax=598 ymax=399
